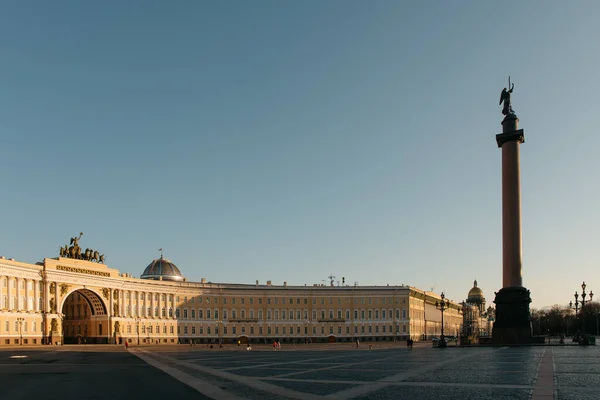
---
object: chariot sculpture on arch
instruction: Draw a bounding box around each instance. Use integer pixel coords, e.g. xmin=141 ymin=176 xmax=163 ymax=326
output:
xmin=58 ymin=232 xmax=106 ymax=263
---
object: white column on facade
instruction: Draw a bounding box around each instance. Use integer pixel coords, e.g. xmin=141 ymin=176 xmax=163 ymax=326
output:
xmin=6 ymin=276 xmax=12 ymax=310
xmin=24 ymin=278 xmax=29 ymax=311
xmin=120 ymin=290 xmax=124 ymax=317
xmin=34 ymin=279 xmax=39 ymax=312
xmin=109 ymin=288 xmax=113 ymax=317
xmin=44 ymin=279 xmax=50 ymax=313
xmin=144 ymin=292 xmax=148 ymax=318
xmin=117 ymin=290 xmax=122 ymax=317
xmin=158 ymin=293 xmax=163 ymax=319
xmin=15 ymin=277 xmax=20 ymax=311
xmin=151 ymin=292 xmax=155 ymax=319
xmin=52 ymin=281 xmax=58 ymax=314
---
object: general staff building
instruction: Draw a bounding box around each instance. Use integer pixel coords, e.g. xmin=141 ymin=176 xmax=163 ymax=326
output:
xmin=0 ymin=251 xmax=464 ymax=346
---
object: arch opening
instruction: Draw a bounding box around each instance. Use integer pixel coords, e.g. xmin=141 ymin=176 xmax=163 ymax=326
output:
xmin=60 ymin=289 xmax=109 ymax=344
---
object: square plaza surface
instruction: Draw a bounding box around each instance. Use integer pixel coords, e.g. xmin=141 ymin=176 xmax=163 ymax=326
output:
xmin=2 ymin=343 xmax=600 ymax=399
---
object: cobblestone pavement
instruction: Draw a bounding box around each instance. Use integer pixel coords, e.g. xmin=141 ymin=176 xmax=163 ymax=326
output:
xmin=128 ymin=343 xmax=600 ymax=399
xmin=2 ymin=343 xmax=599 ymax=399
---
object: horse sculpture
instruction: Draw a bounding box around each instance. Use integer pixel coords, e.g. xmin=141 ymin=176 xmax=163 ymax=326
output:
xmin=59 ymin=233 xmax=106 ymax=263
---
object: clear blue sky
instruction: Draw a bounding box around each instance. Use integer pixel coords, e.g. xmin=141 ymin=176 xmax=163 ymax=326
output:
xmin=1 ymin=1 xmax=599 ymax=308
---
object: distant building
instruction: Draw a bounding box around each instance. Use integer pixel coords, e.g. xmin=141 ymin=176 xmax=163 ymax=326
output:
xmin=462 ymin=280 xmax=494 ymax=338
xmin=0 ymin=250 xmax=465 ymax=346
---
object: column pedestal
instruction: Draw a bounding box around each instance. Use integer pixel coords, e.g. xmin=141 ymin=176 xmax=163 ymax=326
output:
xmin=492 ymin=286 xmax=533 ymax=344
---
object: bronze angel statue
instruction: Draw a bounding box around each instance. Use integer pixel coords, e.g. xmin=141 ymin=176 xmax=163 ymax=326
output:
xmin=499 ymin=78 xmax=515 ymax=116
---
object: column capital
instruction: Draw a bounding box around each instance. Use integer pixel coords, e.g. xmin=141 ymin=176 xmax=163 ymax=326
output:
xmin=496 ymin=129 xmax=524 ymax=148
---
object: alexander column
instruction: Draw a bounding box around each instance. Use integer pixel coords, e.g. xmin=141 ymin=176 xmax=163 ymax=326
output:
xmin=492 ymin=79 xmax=534 ymax=344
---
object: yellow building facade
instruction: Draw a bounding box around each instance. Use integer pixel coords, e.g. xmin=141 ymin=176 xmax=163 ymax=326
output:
xmin=0 ymin=253 xmax=463 ymax=346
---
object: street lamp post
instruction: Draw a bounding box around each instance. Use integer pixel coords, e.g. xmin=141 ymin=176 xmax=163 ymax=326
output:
xmin=216 ymin=320 xmax=223 ymax=347
xmin=135 ymin=317 xmax=140 ymax=345
xmin=304 ymin=319 xmax=310 ymax=344
xmin=17 ymin=317 xmax=24 ymax=345
xmin=571 ymin=282 xmax=594 ymax=346
xmin=435 ymin=292 xmax=448 ymax=348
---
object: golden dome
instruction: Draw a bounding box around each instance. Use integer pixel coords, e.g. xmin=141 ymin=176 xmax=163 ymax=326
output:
xmin=467 ymin=280 xmax=484 ymax=299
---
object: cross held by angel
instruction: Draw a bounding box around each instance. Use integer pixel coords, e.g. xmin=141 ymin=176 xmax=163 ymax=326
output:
xmin=499 ymin=77 xmax=515 ymax=116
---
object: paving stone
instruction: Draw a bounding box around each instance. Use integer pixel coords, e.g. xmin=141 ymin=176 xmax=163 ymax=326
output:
xmin=352 ymin=385 xmax=531 ymax=400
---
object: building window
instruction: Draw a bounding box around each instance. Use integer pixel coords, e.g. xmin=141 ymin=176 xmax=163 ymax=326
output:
xmin=175 ymin=309 xmax=180 ymax=318
xmin=258 ymin=298 xmax=262 ymax=305
xmin=198 ymin=310 xmax=203 ymax=319
xmin=191 ymin=309 xmax=196 ymax=319
xmin=184 ymin=326 xmax=188 ymax=335
xmin=206 ymin=310 xmax=211 ymax=319
xmin=170 ymin=326 xmax=174 ymax=334
xmin=183 ymin=309 xmax=188 ymax=318
xmin=192 ymin=326 xmax=196 ymax=334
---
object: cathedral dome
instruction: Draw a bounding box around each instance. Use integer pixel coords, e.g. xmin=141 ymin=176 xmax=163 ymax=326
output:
xmin=141 ymin=256 xmax=184 ymax=281
xmin=467 ymin=280 xmax=484 ymax=301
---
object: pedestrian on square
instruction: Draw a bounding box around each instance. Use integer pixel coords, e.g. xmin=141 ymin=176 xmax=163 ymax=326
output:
xmin=125 ymin=340 xmax=129 ymax=349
